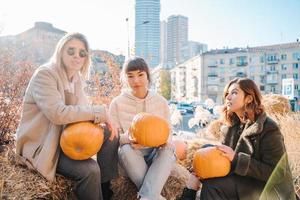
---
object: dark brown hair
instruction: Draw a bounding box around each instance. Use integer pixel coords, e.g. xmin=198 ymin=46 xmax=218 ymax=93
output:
xmin=121 ymin=57 xmax=151 ymax=84
xmin=223 ymin=78 xmax=264 ymax=126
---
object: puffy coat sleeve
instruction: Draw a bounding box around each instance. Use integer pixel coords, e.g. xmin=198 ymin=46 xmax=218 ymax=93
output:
xmin=234 ymin=121 xmax=286 ymax=182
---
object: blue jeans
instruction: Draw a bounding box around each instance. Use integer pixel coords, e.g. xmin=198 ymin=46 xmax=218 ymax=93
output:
xmin=118 ymin=144 xmax=176 ymax=200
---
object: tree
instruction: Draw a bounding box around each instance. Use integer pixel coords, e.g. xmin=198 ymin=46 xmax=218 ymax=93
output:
xmin=160 ymin=69 xmax=171 ymax=100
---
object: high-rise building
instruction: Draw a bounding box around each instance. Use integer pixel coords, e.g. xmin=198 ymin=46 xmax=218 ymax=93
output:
xmin=181 ymin=41 xmax=208 ymax=61
xmin=135 ymin=0 xmax=160 ymax=68
xmin=167 ymin=15 xmax=188 ymax=68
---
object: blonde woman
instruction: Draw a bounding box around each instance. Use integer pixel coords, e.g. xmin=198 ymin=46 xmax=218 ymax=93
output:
xmin=109 ymin=57 xmax=176 ymax=200
xmin=16 ymin=33 xmax=118 ymax=200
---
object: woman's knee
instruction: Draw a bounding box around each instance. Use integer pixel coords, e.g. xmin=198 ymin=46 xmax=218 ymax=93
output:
xmin=155 ymin=146 xmax=176 ymax=161
xmin=83 ymin=161 xmax=101 ymax=179
xmin=202 ymin=175 xmax=235 ymax=188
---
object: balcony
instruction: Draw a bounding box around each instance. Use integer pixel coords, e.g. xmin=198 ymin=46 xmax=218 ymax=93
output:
xmin=236 ymin=72 xmax=247 ymax=77
xmin=207 ymin=73 xmax=218 ymax=77
xmin=208 ymin=64 xmax=217 ymax=68
xmin=267 ymin=59 xmax=279 ymax=64
xmin=236 ymin=62 xmax=248 ymax=66
xmin=266 ymin=74 xmax=278 ymax=84
xmin=266 ymin=70 xmax=278 ymax=74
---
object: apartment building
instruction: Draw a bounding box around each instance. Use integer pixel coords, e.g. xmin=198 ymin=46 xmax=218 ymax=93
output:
xmin=171 ymin=42 xmax=300 ymax=104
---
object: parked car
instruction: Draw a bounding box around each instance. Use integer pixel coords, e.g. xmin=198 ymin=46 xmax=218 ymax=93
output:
xmin=178 ymin=103 xmax=194 ymax=114
xmin=177 ymin=107 xmax=187 ymax=115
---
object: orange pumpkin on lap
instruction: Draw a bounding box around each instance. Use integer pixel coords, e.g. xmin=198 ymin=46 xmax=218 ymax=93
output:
xmin=129 ymin=113 xmax=170 ymax=147
xmin=193 ymin=146 xmax=231 ymax=179
xmin=60 ymin=121 xmax=104 ymax=160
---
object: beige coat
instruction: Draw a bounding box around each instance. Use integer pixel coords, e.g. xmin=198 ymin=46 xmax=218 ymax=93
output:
xmin=16 ymin=64 xmax=106 ymax=182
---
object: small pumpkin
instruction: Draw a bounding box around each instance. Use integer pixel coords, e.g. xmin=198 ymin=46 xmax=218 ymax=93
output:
xmin=193 ymin=146 xmax=231 ymax=179
xmin=60 ymin=121 xmax=104 ymax=160
xmin=173 ymin=139 xmax=187 ymax=160
xmin=130 ymin=113 xmax=170 ymax=147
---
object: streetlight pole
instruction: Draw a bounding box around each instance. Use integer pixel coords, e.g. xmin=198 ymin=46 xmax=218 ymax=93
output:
xmin=126 ymin=18 xmax=130 ymax=58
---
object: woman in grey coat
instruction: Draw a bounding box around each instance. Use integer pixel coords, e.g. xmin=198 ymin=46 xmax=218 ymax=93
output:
xmin=180 ymin=78 xmax=295 ymax=200
xmin=16 ymin=32 xmax=118 ymax=200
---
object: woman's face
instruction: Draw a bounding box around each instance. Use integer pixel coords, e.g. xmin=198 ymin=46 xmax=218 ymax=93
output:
xmin=126 ymin=70 xmax=149 ymax=93
xmin=62 ymin=39 xmax=87 ymax=74
xmin=225 ymin=83 xmax=247 ymax=115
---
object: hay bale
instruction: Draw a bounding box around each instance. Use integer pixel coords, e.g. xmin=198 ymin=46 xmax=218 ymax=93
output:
xmin=111 ymin=163 xmax=189 ymax=200
xmin=263 ymin=94 xmax=291 ymax=118
xmin=276 ymin=113 xmax=300 ymax=198
xmin=0 ymin=147 xmax=74 ymax=200
xmin=205 ymin=119 xmax=224 ymax=141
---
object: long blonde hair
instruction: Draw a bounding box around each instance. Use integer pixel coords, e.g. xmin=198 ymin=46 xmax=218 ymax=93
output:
xmin=49 ymin=32 xmax=91 ymax=79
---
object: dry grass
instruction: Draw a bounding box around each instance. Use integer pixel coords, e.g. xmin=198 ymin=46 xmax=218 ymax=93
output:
xmin=0 ymin=146 xmax=74 ymax=200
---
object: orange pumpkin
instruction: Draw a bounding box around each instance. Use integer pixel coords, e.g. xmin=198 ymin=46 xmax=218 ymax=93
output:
xmin=60 ymin=121 xmax=104 ymax=160
xmin=173 ymin=139 xmax=187 ymax=160
xmin=193 ymin=146 xmax=231 ymax=179
xmin=130 ymin=113 xmax=170 ymax=147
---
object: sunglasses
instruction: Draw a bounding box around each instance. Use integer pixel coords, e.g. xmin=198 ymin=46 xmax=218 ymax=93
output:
xmin=67 ymin=47 xmax=88 ymax=58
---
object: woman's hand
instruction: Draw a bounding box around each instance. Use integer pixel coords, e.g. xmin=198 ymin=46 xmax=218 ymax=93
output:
xmin=216 ymin=144 xmax=235 ymax=161
xmin=119 ymin=133 xmax=132 ymax=145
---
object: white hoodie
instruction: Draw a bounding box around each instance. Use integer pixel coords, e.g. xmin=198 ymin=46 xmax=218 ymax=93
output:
xmin=109 ymin=90 xmax=171 ymax=137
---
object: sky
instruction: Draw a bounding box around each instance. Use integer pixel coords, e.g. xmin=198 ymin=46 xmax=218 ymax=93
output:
xmin=0 ymin=0 xmax=300 ymax=56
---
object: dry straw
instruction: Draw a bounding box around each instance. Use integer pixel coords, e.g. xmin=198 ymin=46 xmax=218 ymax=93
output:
xmin=111 ymin=163 xmax=189 ymax=200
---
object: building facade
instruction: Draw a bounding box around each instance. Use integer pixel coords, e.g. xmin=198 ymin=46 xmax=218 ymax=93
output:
xmin=171 ymin=42 xmax=300 ymax=104
xmin=135 ymin=0 xmax=160 ymax=68
xmin=170 ymin=55 xmax=201 ymax=103
xmin=181 ymin=41 xmax=208 ymax=62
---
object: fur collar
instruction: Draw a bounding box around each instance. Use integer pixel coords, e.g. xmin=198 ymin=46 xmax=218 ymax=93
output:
xmin=221 ymin=112 xmax=267 ymax=137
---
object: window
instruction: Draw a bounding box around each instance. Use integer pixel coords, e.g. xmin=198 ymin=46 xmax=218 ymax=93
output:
xmin=271 ymin=86 xmax=276 ymax=93
xmin=281 ymin=54 xmax=287 ymax=60
xmin=281 ymin=64 xmax=287 ymax=70
xmin=293 ymin=73 xmax=299 ymax=80
xmin=260 ymin=66 xmax=265 ymax=73
xmin=293 ymin=63 xmax=299 ymax=69
xmin=270 ymin=65 xmax=276 ymax=71
xmin=260 ymin=75 xmax=266 ymax=84
xmin=260 ymin=85 xmax=265 ymax=91
xmin=282 ymin=74 xmax=287 ymax=79
xmin=229 ymin=58 xmax=235 ymax=65
xmin=250 ymin=76 xmax=255 ymax=81
xmin=292 ymin=52 xmax=300 ymax=60
xmin=220 ymin=59 xmax=225 ymax=64
xmin=295 ymin=85 xmax=299 ymax=90
xmin=260 ymin=56 xmax=265 ymax=63
xmin=267 ymin=54 xmax=278 ymax=62
xmin=236 ymin=56 xmax=247 ymax=66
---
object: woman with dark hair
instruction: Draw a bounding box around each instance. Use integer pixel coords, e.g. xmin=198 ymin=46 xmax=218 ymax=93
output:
xmin=109 ymin=57 xmax=176 ymax=200
xmin=16 ymin=32 xmax=119 ymax=200
xmin=180 ymin=78 xmax=295 ymax=200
